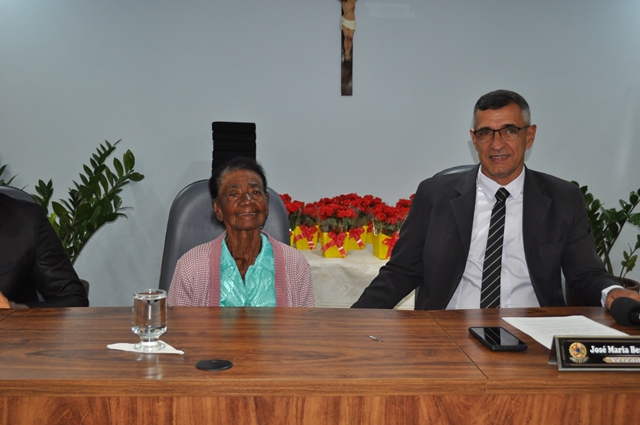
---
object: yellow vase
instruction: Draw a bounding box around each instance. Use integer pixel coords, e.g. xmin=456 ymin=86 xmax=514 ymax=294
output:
xmin=293 ymin=225 xmax=319 ymax=250
xmin=345 ymin=226 xmax=366 ymax=250
xmin=363 ymin=224 xmax=372 ymax=245
xmin=372 ymin=232 xmax=399 ymax=260
xmin=321 ymin=231 xmax=348 ymax=258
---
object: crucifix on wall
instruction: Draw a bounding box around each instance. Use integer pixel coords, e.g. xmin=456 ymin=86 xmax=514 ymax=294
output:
xmin=340 ymin=0 xmax=356 ymax=96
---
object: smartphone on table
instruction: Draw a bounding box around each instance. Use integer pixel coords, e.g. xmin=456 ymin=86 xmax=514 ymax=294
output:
xmin=468 ymin=326 xmax=527 ymax=351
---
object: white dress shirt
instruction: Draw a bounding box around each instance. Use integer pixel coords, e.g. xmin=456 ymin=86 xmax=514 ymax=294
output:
xmin=446 ymin=168 xmax=540 ymax=309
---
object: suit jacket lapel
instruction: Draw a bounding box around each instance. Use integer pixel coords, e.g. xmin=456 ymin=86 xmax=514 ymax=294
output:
xmin=450 ymin=164 xmax=480 ymax=254
xmin=522 ymin=167 xmax=551 ymax=257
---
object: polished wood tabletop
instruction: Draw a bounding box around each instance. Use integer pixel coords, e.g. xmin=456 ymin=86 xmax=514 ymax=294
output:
xmin=0 ymin=307 xmax=484 ymax=396
xmin=429 ymin=306 xmax=640 ymax=424
xmin=429 ymin=306 xmax=640 ymax=390
xmin=0 ymin=306 xmax=638 ymax=425
xmin=0 ymin=310 xmax=11 ymax=322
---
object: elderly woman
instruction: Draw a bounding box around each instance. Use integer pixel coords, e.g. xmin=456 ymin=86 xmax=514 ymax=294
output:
xmin=168 ymin=158 xmax=314 ymax=307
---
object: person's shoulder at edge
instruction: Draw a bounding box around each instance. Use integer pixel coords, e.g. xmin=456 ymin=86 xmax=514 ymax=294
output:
xmin=0 ymin=193 xmax=89 ymax=308
xmin=525 ymin=167 xmax=579 ymax=190
xmin=0 ymin=192 xmax=43 ymax=218
xmin=523 ymin=167 xmax=587 ymax=207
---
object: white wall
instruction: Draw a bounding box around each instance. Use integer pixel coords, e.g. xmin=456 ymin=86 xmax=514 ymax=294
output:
xmin=1 ymin=0 xmax=639 ymax=306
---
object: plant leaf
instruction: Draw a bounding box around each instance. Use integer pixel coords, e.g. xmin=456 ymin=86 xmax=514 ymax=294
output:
xmin=113 ymin=158 xmax=123 ymax=177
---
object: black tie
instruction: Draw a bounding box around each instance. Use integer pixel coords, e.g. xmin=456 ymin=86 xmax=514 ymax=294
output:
xmin=480 ymin=188 xmax=510 ymax=308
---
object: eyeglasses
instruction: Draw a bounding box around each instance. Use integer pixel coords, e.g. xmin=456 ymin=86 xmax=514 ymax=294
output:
xmin=473 ymin=125 xmax=531 ymax=143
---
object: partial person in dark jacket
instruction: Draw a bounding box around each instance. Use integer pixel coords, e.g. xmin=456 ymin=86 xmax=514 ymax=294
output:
xmin=0 ymin=193 xmax=88 ymax=308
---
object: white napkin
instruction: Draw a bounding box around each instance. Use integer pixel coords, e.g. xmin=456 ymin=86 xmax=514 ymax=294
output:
xmin=107 ymin=341 xmax=184 ymax=354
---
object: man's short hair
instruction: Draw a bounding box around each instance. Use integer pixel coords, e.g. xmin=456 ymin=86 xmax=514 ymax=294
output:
xmin=472 ymin=90 xmax=531 ymax=128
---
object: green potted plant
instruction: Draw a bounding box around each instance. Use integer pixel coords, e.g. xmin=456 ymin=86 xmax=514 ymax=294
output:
xmin=0 ymin=163 xmax=17 ymax=186
xmin=31 ymin=140 xmax=144 ymax=265
xmin=573 ymin=182 xmax=640 ymax=290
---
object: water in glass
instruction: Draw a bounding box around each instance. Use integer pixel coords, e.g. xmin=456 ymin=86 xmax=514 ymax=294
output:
xmin=132 ymin=289 xmax=167 ymax=352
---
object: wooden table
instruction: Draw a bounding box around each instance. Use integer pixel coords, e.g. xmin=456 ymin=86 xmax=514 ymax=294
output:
xmin=0 ymin=306 xmax=638 ymax=424
xmin=0 ymin=310 xmax=11 ymax=322
xmin=430 ymin=307 xmax=640 ymax=424
xmin=0 ymin=307 xmax=484 ymax=424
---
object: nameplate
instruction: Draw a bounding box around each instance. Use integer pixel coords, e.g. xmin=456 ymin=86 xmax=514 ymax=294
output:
xmin=554 ymin=336 xmax=640 ymax=371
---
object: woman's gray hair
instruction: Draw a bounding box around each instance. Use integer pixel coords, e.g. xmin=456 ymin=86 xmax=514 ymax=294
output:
xmin=208 ymin=157 xmax=268 ymax=200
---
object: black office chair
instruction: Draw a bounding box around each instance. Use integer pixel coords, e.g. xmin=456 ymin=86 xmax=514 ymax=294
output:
xmin=0 ymin=185 xmax=37 ymax=203
xmin=158 ymin=180 xmax=290 ymax=291
xmin=433 ymin=164 xmax=475 ymax=177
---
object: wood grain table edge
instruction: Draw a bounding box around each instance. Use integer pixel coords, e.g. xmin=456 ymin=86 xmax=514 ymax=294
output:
xmin=0 ymin=377 xmax=487 ymax=397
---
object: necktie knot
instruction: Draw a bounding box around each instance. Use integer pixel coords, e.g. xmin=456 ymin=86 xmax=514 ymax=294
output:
xmin=495 ymin=188 xmax=510 ymax=203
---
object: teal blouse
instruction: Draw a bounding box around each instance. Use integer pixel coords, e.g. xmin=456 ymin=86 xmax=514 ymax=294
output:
xmin=219 ymin=234 xmax=276 ymax=307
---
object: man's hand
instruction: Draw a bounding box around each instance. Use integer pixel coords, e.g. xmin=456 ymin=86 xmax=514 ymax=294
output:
xmin=0 ymin=291 xmax=10 ymax=309
xmin=605 ymin=288 xmax=640 ymax=310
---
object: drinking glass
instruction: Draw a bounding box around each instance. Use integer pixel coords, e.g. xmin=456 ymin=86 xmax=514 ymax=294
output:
xmin=132 ymin=289 xmax=167 ymax=352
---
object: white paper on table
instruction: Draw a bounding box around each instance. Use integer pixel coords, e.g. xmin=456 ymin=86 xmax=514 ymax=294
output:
xmin=502 ymin=315 xmax=628 ymax=349
xmin=107 ymin=341 xmax=184 ymax=354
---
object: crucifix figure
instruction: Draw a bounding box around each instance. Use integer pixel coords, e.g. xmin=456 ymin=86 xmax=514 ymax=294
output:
xmin=340 ymin=0 xmax=356 ymax=96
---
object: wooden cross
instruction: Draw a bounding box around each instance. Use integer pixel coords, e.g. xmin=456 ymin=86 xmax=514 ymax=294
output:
xmin=340 ymin=0 xmax=356 ymax=96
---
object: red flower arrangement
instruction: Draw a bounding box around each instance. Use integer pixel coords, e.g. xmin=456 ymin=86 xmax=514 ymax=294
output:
xmin=361 ymin=194 xmax=383 ymax=217
xmin=337 ymin=193 xmax=379 ymax=228
xmin=299 ymin=202 xmax=319 ymax=227
xmin=316 ymin=199 xmax=357 ymax=233
xmin=280 ymin=192 xmax=413 ymax=258
xmin=371 ymin=203 xmax=406 ymax=236
xmin=368 ymin=196 xmax=413 ymax=258
xmin=280 ymin=195 xmax=320 ymax=249
xmin=279 ymin=194 xmax=305 ymax=230
xmin=294 ymin=202 xmax=320 ymax=249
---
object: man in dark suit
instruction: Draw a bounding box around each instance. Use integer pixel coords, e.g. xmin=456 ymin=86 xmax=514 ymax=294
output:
xmin=353 ymin=89 xmax=640 ymax=310
xmin=0 ymin=192 xmax=88 ymax=308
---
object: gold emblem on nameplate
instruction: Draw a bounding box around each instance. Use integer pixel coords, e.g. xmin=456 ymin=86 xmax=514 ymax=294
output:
xmin=568 ymin=342 xmax=589 ymax=364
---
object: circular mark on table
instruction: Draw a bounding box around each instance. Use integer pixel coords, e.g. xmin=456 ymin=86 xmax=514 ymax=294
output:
xmin=195 ymin=359 xmax=233 ymax=371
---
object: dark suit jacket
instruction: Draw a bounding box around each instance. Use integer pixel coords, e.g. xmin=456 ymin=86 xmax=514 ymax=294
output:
xmin=0 ymin=193 xmax=88 ymax=307
xmin=352 ymin=165 xmax=617 ymax=310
